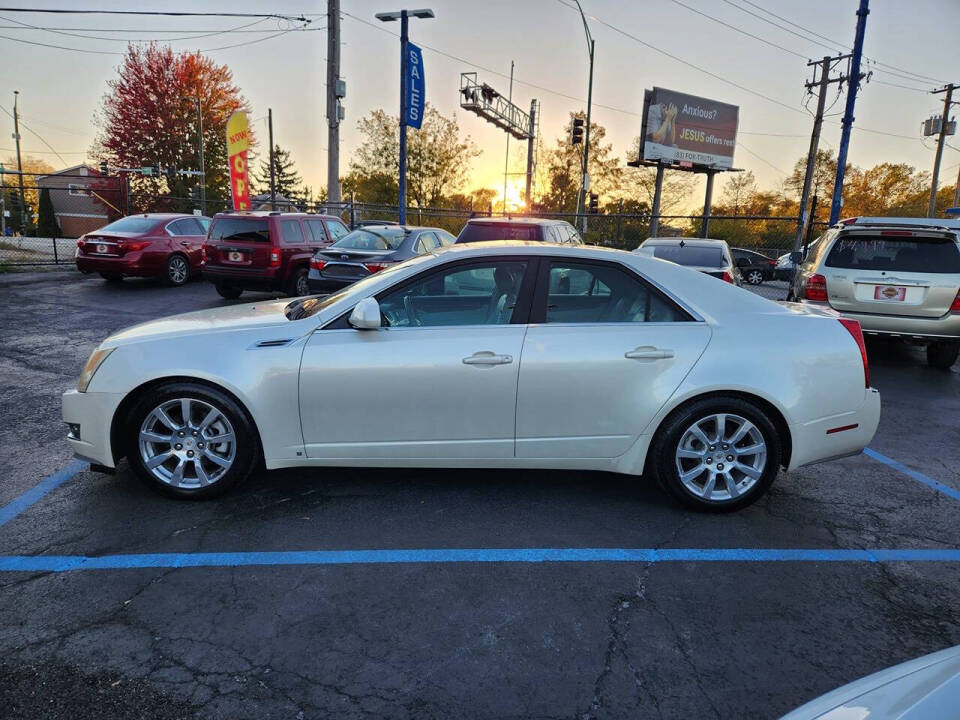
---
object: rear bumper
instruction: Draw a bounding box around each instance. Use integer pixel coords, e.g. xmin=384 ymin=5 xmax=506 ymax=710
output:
xmin=800 ymin=301 xmax=960 ymax=341
xmin=62 ymin=388 xmax=125 ymax=469
xmin=204 ymin=265 xmax=281 ymax=290
xmin=306 ymin=272 xmax=356 ymax=293
xmin=787 ymin=388 xmax=881 ymax=471
xmin=76 ymin=252 xmax=154 ymax=277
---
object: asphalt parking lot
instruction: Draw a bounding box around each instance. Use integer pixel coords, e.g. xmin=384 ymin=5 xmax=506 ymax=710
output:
xmin=1 ymin=270 xmax=959 ymax=720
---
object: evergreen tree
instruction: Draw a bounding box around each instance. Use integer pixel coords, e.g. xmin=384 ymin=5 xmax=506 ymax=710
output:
xmin=37 ymin=187 xmax=60 ymax=238
xmin=253 ymin=145 xmax=303 ymax=199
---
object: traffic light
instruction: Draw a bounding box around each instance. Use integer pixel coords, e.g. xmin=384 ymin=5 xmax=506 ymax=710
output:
xmin=588 ymin=193 xmax=599 ymax=214
xmin=571 ymin=116 xmax=584 ymax=145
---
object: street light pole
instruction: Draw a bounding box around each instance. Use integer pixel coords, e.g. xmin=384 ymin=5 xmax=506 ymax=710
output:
xmin=12 ymin=90 xmax=27 ymax=231
xmin=376 ymin=8 xmax=434 ymax=225
xmin=570 ymin=0 xmax=594 ymax=235
xmin=195 ymin=97 xmax=206 ymax=210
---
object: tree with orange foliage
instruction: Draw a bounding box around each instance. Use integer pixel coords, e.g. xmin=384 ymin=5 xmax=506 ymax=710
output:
xmin=92 ymin=44 xmax=250 ymax=212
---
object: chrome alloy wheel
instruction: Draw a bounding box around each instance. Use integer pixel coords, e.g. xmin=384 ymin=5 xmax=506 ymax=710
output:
xmin=168 ymin=256 xmax=188 ymax=284
xmin=138 ymin=398 xmax=236 ymax=488
xmin=674 ymin=413 xmax=767 ymax=502
xmin=747 ymin=270 xmax=764 ymax=285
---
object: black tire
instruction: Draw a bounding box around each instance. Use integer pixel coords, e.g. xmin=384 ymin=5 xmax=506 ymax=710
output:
xmin=100 ymin=272 xmax=123 ymax=282
xmin=287 ymin=266 xmax=310 ymax=297
xmin=648 ymin=396 xmax=782 ymax=512
xmin=745 ymin=269 xmax=765 ymax=286
xmin=215 ymin=283 xmax=242 ymax=299
xmin=125 ymin=382 xmax=260 ymax=499
xmin=164 ymin=253 xmax=191 ymax=286
xmin=927 ymin=341 xmax=960 ymax=370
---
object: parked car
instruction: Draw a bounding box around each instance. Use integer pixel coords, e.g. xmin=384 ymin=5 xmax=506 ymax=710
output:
xmin=456 ymin=217 xmax=583 ymax=245
xmin=635 ymin=237 xmax=743 ymax=286
xmin=307 ymin=225 xmax=456 ymax=294
xmin=782 ymin=645 xmax=960 ymax=720
xmin=791 ymin=216 xmax=960 ymax=369
xmin=353 ymin=219 xmax=398 ymax=229
xmin=774 ymin=251 xmax=796 ymax=281
xmin=731 ymin=247 xmax=776 ymax=285
xmin=64 ymin=242 xmax=879 ymax=511
xmin=201 ymin=211 xmax=350 ymax=299
xmin=75 ymin=213 xmax=211 ymax=286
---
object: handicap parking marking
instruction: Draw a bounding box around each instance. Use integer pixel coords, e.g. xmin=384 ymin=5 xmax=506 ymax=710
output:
xmin=4 ymin=547 xmax=960 ymax=573
xmin=0 ymin=460 xmax=88 ymax=529
xmin=864 ymin=448 xmax=960 ymax=504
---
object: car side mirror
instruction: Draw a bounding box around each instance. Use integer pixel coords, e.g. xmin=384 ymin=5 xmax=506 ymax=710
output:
xmin=790 ymin=251 xmax=803 ymax=264
xmin=735 ymin=257 xmax=750 ymax=268
xmin=349 ymin=297 xmax=381 ymax=329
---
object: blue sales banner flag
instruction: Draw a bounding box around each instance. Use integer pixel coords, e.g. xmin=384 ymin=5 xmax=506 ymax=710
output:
xmin=405 ymin=42 xmax=425 ymax=129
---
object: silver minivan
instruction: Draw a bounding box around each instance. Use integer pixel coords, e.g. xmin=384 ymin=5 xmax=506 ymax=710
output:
xmin=791 ymin=217 xmax=960 ymax=368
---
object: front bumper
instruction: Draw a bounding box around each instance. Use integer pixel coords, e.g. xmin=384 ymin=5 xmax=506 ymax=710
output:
xmin=62 ymin=388 xmax=125 ymax=468
xmin=787 ymin=388 xmax=881 ymax=471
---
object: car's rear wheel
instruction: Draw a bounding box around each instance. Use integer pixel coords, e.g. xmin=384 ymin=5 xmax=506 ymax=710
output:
xmin=288 ymin=267 xmax=310 ymax=297
xmin=649 ymin=396 xmax=781 ymax=512
xmin=746 ymin=270 xmax=765 ymax=285
xmin=164 ymin=254 xmax=190 ymax=286
xmin=927 ymin=341 xmax=959 ymax=370
xmin=215 ymin=283 xmax=242 ymax=299
xmin=100 ymin=272 xmax=123 ymax=282
xmin=126 ymin=382 xmax=260 ymax=499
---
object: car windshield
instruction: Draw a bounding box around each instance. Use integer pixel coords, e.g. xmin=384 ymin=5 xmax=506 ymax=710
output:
xmin=333 ymin=228 xmax=406 ymax=251
xmin=209 ymin=218 xmax=270 ymax=243
xmin=825 ymin=234 xmax=960 ymax=273
xmin=457 ymin=223 xmax=540 ymax=242
xmin=650 ymin=244 xmax=726 ymax=268
xmin=97 ymin=216 xmax=159 ymax=234
xmin=284 ymin=261 xmax=411 ymax=320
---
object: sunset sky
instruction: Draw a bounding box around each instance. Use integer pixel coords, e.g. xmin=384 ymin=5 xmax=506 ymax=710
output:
xmin=3 ymin=0 xmax=959 ymax=208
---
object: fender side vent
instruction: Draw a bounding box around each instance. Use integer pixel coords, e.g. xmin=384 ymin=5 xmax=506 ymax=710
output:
xmin=255 ymin=338 xmax=295 ymax=348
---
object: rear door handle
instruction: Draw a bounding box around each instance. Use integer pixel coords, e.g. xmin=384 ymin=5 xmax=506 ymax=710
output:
xmin=625 ymin=346 xmax=674 ymax=360
xmin=180 ymin=241 xmax=190 ymax=246
xmin=463 ymin=351 xmax=513 ymax=366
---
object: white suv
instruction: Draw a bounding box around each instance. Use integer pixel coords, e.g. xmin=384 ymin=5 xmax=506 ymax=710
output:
xmin=791 ymin=216 xmax=960 ymax=368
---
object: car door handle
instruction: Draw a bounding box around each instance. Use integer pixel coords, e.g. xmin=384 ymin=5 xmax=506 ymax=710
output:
xmin=180 ymin=241 xmax=190 ymax=246
xmin=462 ymin=351 xmax=513 ymax=366
xmin=625 ymin=346 xmax=674 ymax=360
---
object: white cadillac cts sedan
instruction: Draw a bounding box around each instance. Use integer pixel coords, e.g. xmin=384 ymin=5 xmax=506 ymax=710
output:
xmin=63 ymin=242 xmax=880 ymax=511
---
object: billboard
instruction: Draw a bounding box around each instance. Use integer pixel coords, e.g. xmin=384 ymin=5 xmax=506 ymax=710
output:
xmin=639 ymin=87 xmax=739 ymax=169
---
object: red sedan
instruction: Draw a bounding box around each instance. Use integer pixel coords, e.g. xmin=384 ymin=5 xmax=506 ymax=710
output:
xmin=76 ymin=214 xmax=211 ymax=286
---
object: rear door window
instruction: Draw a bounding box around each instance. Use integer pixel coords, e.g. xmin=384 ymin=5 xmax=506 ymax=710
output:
xmin=280 ymin=219 xmax=306 ymax=245
xmin=650 ymin=245 xmax=726 ymax=268
xmin=208 ymin=218 xmax=270 ymax=243
xmin=304 ymin=220 xmax=328 ymax=245
xmin=825 ymin=235 xmax=960 ymax=273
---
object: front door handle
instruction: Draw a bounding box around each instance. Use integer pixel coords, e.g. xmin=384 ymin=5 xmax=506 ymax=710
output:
xmin=180 ymin=241 xmax=190 ymax=246
xmin=463 ymin=351 xmax=513 ymax=366
xmin=625 ymin=346 xmax=675 ymax=360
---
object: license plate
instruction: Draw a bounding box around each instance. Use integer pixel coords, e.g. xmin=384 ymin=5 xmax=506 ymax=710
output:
xmin=874 ymin=285 xmax=906 ymax=301
xmin=228 ymin=251 xmax=244 ymax=262
xmin=96 ymin=243 xmax=108 ymax=254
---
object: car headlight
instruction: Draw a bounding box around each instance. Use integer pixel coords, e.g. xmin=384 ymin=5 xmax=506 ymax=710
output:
xmin=77 ymin=347 xmax=115 ymax=393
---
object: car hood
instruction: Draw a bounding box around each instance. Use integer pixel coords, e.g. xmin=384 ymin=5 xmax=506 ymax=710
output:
xmin=102 ymin=298 xmax=297 ymax=347
xmin=781 ymin=645 xmax=960 ymax=719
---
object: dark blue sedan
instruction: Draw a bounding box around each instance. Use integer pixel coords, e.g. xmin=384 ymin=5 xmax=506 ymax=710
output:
xmin=307 ymin=225 xmax=456 ymax=293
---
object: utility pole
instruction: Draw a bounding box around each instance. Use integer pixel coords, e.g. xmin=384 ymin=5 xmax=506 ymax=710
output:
xmin=1 ymin=162 xmax=6 ymax=236
xmin=12 ymin=90 xmax=26 ymax=231
xmin=953 ymin=163 xmax=960 ymax=208
xmin=502 ymin=61 xmax=514 ymax=213
xmin=326 ymin=0 xmax=342 ymax=208
xmin=524 ymin=99 xmax=537 ymax=206
xmin=828 ymin=0 xmax=870 ymax=226
xmin=794 ymin=55 xmax=847 ymax=251
xmin=928 ymin=83 xmax=958 ymax=217
xmin=569 ymin=0 xmax=594 ymax=234
xmin=268 ymin=108 xmax=276 ymax=210
xmin=195 ymin=98 xmax=206 ymax=211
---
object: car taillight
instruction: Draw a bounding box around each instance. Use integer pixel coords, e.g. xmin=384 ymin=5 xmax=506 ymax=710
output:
xmin=951 ymin=287 xmax=960 ymax=314
xmin=122 ymin=240 xmax=150 ymax=252
xmin=269 ymin=249 xmax=281 ymax=267
xmin=838 ymin=318 xmax=870 ymax=388
xmin=804 ymin=274 xmax=828 ymax=301
xmin=364 ymin=261 xmax=393 ymax=273
xmin=310 ymin=258 xmax=326 ymax=271
xmin=766 ymin=259 xmax=776 ymax=266
xmin=200 ymin=246 xmax=207 ymax=265
xmin=76 ymin=238 xmax=85 ymax=248
xmin=721 ymin=271 xmax=733 ymax=283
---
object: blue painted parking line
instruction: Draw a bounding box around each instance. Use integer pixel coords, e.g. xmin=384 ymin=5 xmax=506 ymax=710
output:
xmin=865 ymin=448 xmax=960 ymax=504
xmin=0 ymin=460 xmax=88 ymax=528
xmin=3 ymin=547 xmax=960 ymax=572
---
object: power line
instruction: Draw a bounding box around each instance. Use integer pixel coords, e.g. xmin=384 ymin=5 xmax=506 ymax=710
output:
xmin=738 ymin=141 xmax=789 ymax=175
xmin=0 ymin=14 xmax=273 ymax=42
xmin=0 ymin=8 xmax=310 ymax=21
xmin=0 ymin=147 xmax=86 ymax=155
xmin=0 ymin=105 xmax=69 ymax=165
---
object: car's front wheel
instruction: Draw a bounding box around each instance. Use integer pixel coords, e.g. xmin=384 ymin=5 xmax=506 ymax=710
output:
xmin=126 ymin=382 xmax=260 ymax=499
xmin=927 ymin=341 xmax=959 ymax=370
xmin=649 ymin=396 xmax=781 ymax=512
xmin=746 ymin=270 xmax=765 ymax=285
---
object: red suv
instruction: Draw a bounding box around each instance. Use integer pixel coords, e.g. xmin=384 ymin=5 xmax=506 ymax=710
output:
xmin=76 ymin=213 xmax=211 ymax=286
xmin=202 ymin=211 xmax=350 ymax=298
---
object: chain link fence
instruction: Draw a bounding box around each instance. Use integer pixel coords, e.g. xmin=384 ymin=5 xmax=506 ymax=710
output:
xmin=1 ymin=175 xmax=820 ymax=302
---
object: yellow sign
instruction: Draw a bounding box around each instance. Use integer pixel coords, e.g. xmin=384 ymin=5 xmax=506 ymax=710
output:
xmin=226 ymin=111 xmax=250 ymax=156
